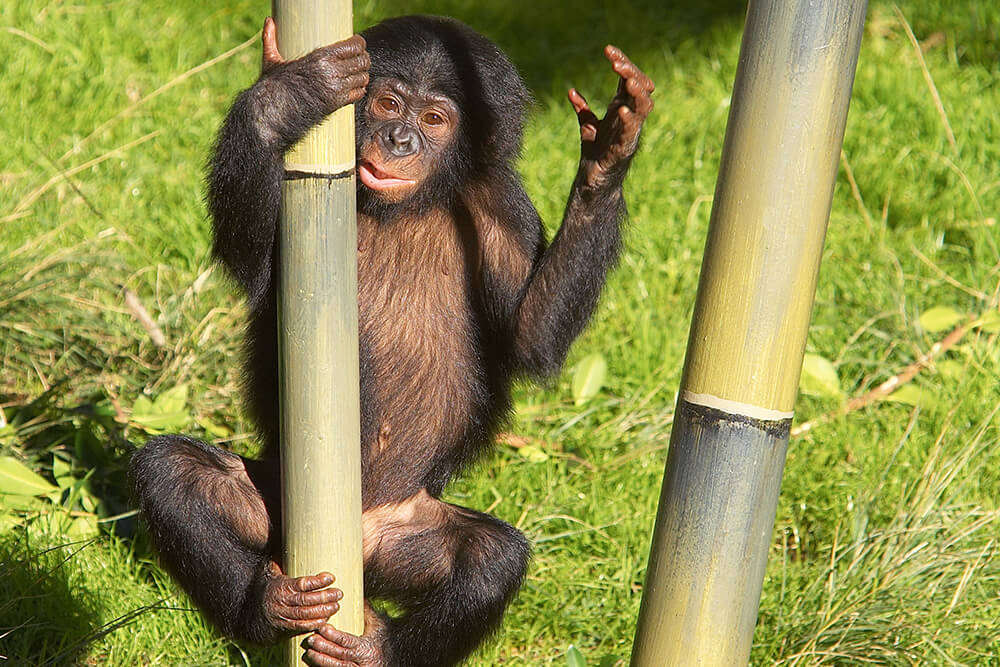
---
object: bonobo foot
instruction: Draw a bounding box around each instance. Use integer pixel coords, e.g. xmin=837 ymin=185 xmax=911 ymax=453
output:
xmin=302 ymin=605 xmax=392 ymax=667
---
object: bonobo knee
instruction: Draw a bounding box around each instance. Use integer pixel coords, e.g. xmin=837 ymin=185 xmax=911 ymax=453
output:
xmin=131 ymin=435 xmax=227 ymax=500
xmin=130 ymin=435 xmax=194 ymax=502
xmin=459 ymin=516 xmax=531 ymax=613
xmin=132 ymin=435 xmax=271 ymax=549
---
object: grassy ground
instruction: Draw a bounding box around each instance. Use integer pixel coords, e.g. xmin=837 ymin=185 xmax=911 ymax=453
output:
xmin=2 ymin=0 xmax=999 ymax=665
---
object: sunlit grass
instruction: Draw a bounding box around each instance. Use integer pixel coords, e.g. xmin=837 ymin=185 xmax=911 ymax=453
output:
xmin=1 ymin=1 xmax=998 ymax=664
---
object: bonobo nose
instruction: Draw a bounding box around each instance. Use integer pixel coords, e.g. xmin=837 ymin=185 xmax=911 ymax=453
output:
xmin=382 ymin=123 xmax=420 ymax=158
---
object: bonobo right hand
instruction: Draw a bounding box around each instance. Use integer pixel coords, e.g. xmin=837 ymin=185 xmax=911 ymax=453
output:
xmin=260 ymin=16 xmax=370 ymax=116
xmin=262 ymin=563 xmax=344 ymax=636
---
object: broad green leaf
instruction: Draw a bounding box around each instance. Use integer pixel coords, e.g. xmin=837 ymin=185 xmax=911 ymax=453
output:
xmin=0 ymin=514 xmax=24 ymax=532
xmin=151 ymin=384 xmax=189 ymax=414
xmin=131 ymin=411 xmax=190 ymax=432
xmin=66 ymin=514 xmax=99 ymax=539
xmin=0 ymin=457 xmax=57 ymax=496
xmin=572 ymin=353 xmax=607 ymax=406
xmin=53 ymin=456 xmax=74 ymax=490
xmin=566 ymin=645 xmax=587 ymax=667
xmin=132 ymin=386 xmax=190 ymax=432
xmin=62 ymin=472 xmax=98 ymax=514
xmin=597 ymin=657 xmax=624 ymax=667
xmin=919 ymin=306 xmax=965 ymax=333
xmin=75 ymin=429 xmax=108 ymax=465
xmin=973 ymin=309 xmax=1000 ymax=333
xmin=0 ymin=493 xmax=51 ymax=511
xmin=197 ymin=416 xmax=233 ymax=439
xmin=935 ymin=359 xmax=965 ymax=380
xmin=799 ymin=353 xmax=842 ymax=399
xmin=883 ymin=384 xmax=936 ymax=408
xmin=132 ymin=394 xmax=154 ymax=415
xmin=78 ymin=486 xmax=98 ymax=513
xmin=92 ymin=400 xmax=118 ymax=418
xmin=517 ymin=445 xmax=550 ymax=463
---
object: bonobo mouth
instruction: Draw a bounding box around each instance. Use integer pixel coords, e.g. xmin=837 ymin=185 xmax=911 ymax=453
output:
xmin=358 ymin=161 xmax=416 ymax=192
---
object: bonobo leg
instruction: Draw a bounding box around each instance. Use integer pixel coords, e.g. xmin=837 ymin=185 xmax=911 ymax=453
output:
xmin=303 ymin=490 xmax=531 ymax=667
xmin=131 ymin=436 xmax=342 ymax=643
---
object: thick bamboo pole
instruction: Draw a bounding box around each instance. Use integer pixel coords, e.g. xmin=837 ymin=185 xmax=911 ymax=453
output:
xmin=630 ymin=2 xmax=866 ymax=665
xmin=270 ymin=2 xmax=363 ymax=664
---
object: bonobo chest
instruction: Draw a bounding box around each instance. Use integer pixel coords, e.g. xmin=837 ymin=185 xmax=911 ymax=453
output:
xmin=356 ymin=211 xmax=477 ymax=346
xmin=355 ymin=212 xmax=481 ymax=453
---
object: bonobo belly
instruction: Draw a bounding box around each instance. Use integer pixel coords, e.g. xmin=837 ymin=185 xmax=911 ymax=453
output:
xmin=356 ymin=211 xmax=486 ymax=502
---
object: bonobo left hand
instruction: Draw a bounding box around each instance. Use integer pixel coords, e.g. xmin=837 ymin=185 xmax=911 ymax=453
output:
xmin=569 ymin=46 xmax=655 ymax=189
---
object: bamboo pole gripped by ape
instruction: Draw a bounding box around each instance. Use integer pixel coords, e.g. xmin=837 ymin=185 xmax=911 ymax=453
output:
xmin=630 ymin=2 xmax=867 ymax=665
xmin=270 ymin=1 xmax=363 ymax=664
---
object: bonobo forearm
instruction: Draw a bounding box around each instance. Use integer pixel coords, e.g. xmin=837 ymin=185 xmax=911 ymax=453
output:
xmin=511 ymin=175 xmax=627 ymax=377
xmin=206 ymin=79 xmax=338 ymax=306
xmin=207 ymin=33 xmax=369 ymax=308
xmin=206 ymin=85 xmax=285 ymax=307
xmin=511 ymin=43 xmax=652 ymax=377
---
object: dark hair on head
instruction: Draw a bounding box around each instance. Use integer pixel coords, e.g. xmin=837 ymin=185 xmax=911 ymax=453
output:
xmin=360 ymin=15 xmax=532 ymax=172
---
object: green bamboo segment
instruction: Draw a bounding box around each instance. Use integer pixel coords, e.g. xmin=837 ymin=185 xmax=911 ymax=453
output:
xmin=680 ymin=0 xmax=868 ymax=415
xmin=630 ymin=403 xmax=789 ymax=665
xmin=273 ymin=0 xmax=355 ymax=174
xmin=271 ymin=1 xmax=364 ymax=662
xmin=630 ymin=2 xmax=866 ymax=665
xmin=278 ymin=179 xmax=363 ymax=633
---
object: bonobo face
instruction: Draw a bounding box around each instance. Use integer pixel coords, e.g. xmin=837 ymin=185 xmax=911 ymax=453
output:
xmin=358 ymin=78 xmax=459 ymax=205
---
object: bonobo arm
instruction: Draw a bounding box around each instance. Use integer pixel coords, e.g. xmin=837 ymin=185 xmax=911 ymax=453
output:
xmin=511 ymin=46 xmax=655 ymax=376
xmin=207 ymin=18 xmax=369 ymax=308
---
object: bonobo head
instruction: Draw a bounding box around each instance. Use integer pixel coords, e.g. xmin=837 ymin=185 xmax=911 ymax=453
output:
xmin=356 ymin=15 xmax=531 ymax=220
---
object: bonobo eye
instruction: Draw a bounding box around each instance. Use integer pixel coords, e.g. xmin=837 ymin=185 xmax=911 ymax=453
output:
xmin=422 ymin=111 xmax=446 ymax=128
xmin=377 ymin=97 xmax=401 ymax=114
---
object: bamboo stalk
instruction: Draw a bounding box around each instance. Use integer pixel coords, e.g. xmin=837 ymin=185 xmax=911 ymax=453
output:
xmin=630 ymin=2 xmax=867 ymax=664
xmin=270 ymin=2 xmax=363 ymax=664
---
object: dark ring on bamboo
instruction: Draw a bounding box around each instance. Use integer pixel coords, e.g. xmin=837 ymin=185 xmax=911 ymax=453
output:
xmin=283 ymin=169 xmax=354 ymax=181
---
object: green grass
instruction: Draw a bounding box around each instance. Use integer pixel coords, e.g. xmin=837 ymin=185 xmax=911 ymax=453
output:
xmin=2 ymin=0 xmax=999 ymax=665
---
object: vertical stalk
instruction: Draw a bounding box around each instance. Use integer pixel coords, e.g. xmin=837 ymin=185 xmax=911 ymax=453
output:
xmin=270 ymin=2 xmax=363 ymax=665
xmin=630 ymin=2 xmax=866 ymax=664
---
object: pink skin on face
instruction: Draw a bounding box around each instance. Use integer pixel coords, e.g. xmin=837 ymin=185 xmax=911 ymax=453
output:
xmin=358 ymin=161 xmax=416 ymax=192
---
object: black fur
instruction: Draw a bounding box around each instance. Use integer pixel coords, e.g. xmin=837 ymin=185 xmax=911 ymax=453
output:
xmin=132 ymin=15 xmax=639 ymax=666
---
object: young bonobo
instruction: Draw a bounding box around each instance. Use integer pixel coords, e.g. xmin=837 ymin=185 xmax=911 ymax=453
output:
xmin=131 ymin=14 xmax=653 ymax=667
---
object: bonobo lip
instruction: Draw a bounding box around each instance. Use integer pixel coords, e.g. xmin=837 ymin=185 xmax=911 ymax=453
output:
xmin=358 ymin=161 xmax=416 ymax=191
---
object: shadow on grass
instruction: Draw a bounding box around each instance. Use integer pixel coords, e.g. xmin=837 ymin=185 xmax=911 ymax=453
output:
xmin=0 ymin=537 xmax=108 ymax=665
xmin=362 ymin=0 xmax=746 ymax=94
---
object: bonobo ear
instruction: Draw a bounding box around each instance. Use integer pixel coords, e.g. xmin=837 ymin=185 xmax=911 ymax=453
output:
xmin=261 ymin=17 xmax=284 ymax=73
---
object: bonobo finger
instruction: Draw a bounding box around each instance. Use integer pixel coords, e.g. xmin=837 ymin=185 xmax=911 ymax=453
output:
xmin=618 ymin=106 xmax=646 ymax=143
xmin=282 ymin=600 xmax=339 ymax=621
xmin=294 ymin=572 xmax=336 ymax=591
xmin=568 ymin=89 xmax=599 ymax=142
xmin=303 ymin=637 xmax=353 ymax=667
xmin=309 ymin=624 xmax=383 ymax=665
xmin=345 ymin=85 xmax=367 ymax=106
xmin=343 ymin=52 xmax=372 ymax=74
xmin=604 ymin=45 xmax=655 ymax=105
xmin=293 ymin=587 xmax=343 ymax=607
xmin=567 ymin=88 xmax=590 ymax=115
xmin=605 ymin=45 xmax=647 ymax=85
xmin=625 ymin=77 xmax=655 ymax=118
xmin=342 ymin=73 xmax=370 ymax=93
xmin=317 ymin=34 xmax=368 ymax=61
xmin=261 ymin=17 xmax=284 ymax=71
xmin=627 ymin=69 xmax=655 ymax=100
xmin=307 ymin=631 xmax=357 ymax=660
xmin=302 ymin=651 xmax=351 ymax=667
xmin=315 ymin=623 xmax=365 ymax=648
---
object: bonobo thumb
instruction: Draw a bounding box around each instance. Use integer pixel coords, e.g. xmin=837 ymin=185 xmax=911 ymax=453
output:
xmin=261 ymin=17 xmax=284 ymax=72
